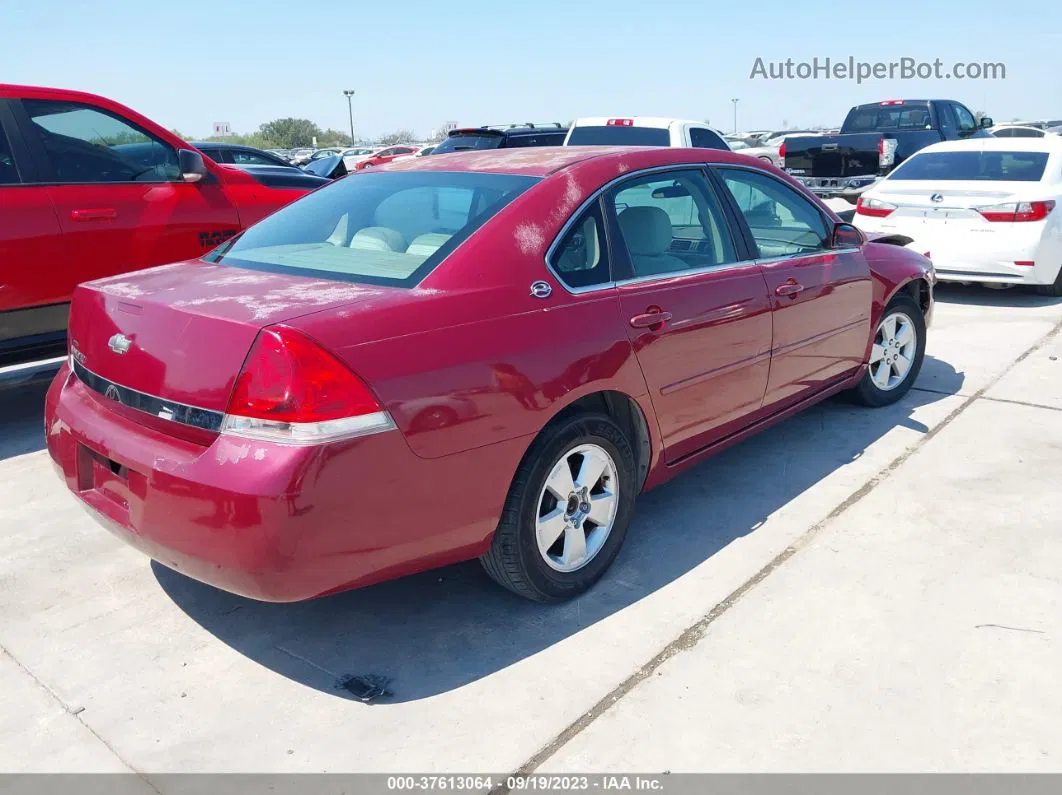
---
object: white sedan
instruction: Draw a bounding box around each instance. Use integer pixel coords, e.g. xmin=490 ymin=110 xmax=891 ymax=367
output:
xmin=853 ymin=137 xmax=1062 ymax=295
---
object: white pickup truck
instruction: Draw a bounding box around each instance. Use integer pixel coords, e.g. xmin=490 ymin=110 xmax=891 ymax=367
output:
xmin=564 ymin=117 xmax=731 ymax=150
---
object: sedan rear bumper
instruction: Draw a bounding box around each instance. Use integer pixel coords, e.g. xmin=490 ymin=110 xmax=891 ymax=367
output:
xmin=46 ymin=366 xmax=523 ymax=601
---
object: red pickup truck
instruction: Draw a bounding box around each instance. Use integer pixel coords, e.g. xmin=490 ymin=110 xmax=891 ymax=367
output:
xmin=0 ymin=84 xmax=325 ymax=373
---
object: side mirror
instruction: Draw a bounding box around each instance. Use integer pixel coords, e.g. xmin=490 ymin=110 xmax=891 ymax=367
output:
xmin=980 ymin=116 xmax=994 ymax=129
xmin=178 ymin=149 xmax=208 ymax=183
xmin=832 ymin=222 xmax=864 ymax=248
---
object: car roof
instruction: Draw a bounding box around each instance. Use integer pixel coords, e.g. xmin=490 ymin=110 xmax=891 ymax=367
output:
xmin=571 ymin=117 xmax=710 ymax=129
xmin=382 ymin=145 xmax=769 ymax=178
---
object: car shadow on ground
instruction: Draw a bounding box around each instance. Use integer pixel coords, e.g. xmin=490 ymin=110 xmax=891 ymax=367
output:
xmin=933 ymin=282 xmax=1062 ymax=309
xmin=155 ymin=359 xmax=964 ymax=704
xmin=0 ymin=382 xmax=49 ymax=462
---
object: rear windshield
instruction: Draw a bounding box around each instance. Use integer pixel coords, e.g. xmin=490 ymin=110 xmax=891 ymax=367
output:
xmin=432 ymin=132 xmax=504 ymax=154
xmin=207 ymin=171 xmax=539 ymax=287
xmin=889 ymin=150 xmax=1049 ymax=181
xmin=567 ymin=126 xmax=670 ymax=146
xmin=842 ymin=104 xmax=932 ymax=133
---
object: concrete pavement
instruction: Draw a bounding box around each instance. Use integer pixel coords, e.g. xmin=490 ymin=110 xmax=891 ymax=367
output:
xmin=1 ymin=284 xmax=1060 ymax=779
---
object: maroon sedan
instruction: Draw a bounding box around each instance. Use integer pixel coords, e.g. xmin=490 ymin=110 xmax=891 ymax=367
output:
xmin=45 ymin=146 xmax=933 ymax=602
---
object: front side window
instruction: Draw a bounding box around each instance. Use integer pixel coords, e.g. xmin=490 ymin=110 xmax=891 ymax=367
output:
xmin=0 ymin=123 xmax=21 ymax=185
xmin=550 ymin=201 xmax=610 ymax=289
xmin=22 ymin=99 xmax=180 ymax=183
xmin=718 ymin=168 xmax=830 ymax=257
xmin=953 ymin=104 xmax=978 ymax=134
xmin=608 ymin=169 xmax=736 ymax=278
xmin=207 ymin=171 xmax=538 ymax=288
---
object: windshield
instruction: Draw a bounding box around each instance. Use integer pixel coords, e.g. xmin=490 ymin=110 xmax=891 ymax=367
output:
xmin=432 ymin=132 xmax=505 ymax=154
xmin=889 ymin=150 xmax=1049 ymax=181
xmin=566 ymin=126 xmax=670 ymax=146
xmin=207 ymin=171 xmax=539 ymax=287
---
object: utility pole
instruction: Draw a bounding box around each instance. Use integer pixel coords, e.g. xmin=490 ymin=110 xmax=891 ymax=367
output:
xmin=731 ymin=98 xmax=739 ymax=134
xmin=343 ymin=90 xmax=356 ymax=146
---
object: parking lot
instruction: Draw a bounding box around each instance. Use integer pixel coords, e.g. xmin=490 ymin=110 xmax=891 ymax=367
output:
xmin=2 ymin=279 xmax=1060 ymax=776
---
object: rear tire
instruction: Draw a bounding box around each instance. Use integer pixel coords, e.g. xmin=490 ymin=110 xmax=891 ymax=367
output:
xmin=481 ymin=412 xmax=637 ymax=602
xmin=850 ymin=294 xmax=926 ymax=407
xmin=1034 ymin=266 xmax=1062 ymax=297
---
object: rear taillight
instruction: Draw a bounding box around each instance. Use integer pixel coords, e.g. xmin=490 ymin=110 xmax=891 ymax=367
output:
xmin=856 ymin=196 xmax=897 ymax=218
xmin=975 ymin=200 xmax=1055 ymax=223
xmin=878 ymin=137 xmax=898 ymax=168
xmin=222 ymin=327 xmax=394 ymax=444
xmin=778 ymin=141 xmax=787 ymax=161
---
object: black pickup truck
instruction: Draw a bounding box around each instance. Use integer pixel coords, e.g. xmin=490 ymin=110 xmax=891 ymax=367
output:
xmin=783 ymin=99 xmax=993 ymax=203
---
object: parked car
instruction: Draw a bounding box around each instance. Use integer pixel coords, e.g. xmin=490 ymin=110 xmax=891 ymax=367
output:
xmin=989 ymin=125 xmax=1058 ymax=139
xmin=308 ymin=148 xmax=342 ymax=162
xmin=784 ymin=100 xmax=993 ymax=203
xmin=340 ymin=146 xmax=381 ymax=170
xmin=0 ymin=83 xmax=322 ymax=373
xmin=565 ymin=117 xmax=730 ymax=149
xmin=288 ymin=148 xmax=316 ymax=165
xmin=45 ymin=146 xmax=933 ymax=603
xmin=854 ymin=137 xmax=1062 ymax=295
xmin=192 ymin=141 xmax=294 ymax=169
xmin=353 ymin=145 xmax=419 ymax=170
xmin=416 ymin=145 xmax=436 ymax=157
xmin=740 ymin=133 xmax=823 ymax=168
xmin=430 ymin=123 xmax=568 ymax=154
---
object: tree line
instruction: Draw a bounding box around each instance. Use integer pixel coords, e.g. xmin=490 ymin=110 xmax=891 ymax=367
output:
xmin=170 ymin=118 xmax=422 ymax=148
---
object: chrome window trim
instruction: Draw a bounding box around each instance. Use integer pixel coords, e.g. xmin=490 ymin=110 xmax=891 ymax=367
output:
xmin=543 ymin=161 xmax=860 ymax=296
xmin=71 ymin=358 xmax=225 ymax=433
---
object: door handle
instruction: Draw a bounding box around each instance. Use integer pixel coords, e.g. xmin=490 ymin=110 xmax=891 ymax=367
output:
xmin=71 ymin=208 xmax=118 ymax=221
xmin=630 ymin=310 xmax=672 ymax=329
xmin=775 ymin=280 xmax=804 ymax=298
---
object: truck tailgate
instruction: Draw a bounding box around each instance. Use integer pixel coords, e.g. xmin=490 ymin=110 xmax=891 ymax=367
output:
xmin=784 ymin=133 xmax=882 ymax=177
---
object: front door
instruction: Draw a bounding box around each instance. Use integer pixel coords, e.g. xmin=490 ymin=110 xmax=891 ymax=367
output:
xmin=13 ymin=97 xmax=240 ymax=296
xmin=715 ymin=166 xmax=872 ymax=409
xmin=607 ymin=168 xmax=773 ymax=463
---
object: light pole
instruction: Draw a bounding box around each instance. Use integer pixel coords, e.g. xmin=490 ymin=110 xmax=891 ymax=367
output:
xmin=731 ymin=98 xmax=739 ymax=134
xmin=343 ymin=90 xmax=356 ymax=146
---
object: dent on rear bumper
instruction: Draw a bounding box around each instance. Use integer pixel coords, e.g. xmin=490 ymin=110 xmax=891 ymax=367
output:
xmin=45 ymin=367 xmax=527 ymax=601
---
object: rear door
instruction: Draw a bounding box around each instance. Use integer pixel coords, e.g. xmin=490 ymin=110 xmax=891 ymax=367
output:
xmin=0 ymin=99 xmax=69 ymax=355
xmin=12 ymin=97 xmax=241 ymax=293
xmin=716 ymin=166 xmax=872 ymax=408
xmin=606 ymin=167 xmax=773 ymax=463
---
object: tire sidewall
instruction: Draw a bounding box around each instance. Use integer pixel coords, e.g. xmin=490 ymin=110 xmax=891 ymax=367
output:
xmin=512 ymin=414 xmax=637 ymax=600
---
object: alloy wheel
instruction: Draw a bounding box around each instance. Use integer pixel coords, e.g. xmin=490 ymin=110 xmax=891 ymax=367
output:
xmin=535 ymin=444 xmax=619 ymax=573
xmin=869 ymin=311 xmax=917 ymax=391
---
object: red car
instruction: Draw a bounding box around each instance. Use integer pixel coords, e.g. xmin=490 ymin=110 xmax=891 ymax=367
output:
xmin=353 ymin=145 xmax=420 ymax=170
xmin=0 ymin=84 xmax=326 ymax=370
xmin=45 ymin=146 xmax=933 ymax=603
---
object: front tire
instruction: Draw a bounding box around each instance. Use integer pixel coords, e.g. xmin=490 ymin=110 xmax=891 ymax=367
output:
xmin=481 ymin=412 xmax=637 ymax=602
xmin=850 ymin=294 xmax=926 ymax=407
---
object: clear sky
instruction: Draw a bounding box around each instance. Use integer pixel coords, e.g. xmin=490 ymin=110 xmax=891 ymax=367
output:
xmin=2 ymin=0 xmax=1059 ymax=139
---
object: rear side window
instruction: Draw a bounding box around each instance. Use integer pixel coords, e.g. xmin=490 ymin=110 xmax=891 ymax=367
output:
xmin=567 ymin=126 xmax=670 ymax=146
xmin=231 ymin=149 xmax=283 ymax=166
xmin=689 ymin=127 xmax=729 ymax=150
xmin=0 ymin=123 xmax=21 ymax=184
xmin=608 ymin=169 xmax=737 ymax=278
xmin=432 ymin=132 xmax=504 ymax=154
xmin=208 ymin=171 xmax=539 ymax=288
xmin=22 ymin=99 xmax=180 ymax=183
xmin=889 ymin=150 xmax=1049 ymax=181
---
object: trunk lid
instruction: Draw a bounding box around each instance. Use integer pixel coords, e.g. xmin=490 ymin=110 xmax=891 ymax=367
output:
xmin=784 ymin=133 xmax=882 ymax=177
xmin=68 ymin=260 xmax=394 ymax=414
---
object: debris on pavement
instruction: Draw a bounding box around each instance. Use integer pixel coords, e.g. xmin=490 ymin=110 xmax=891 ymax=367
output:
xmin=337 ymin=674 xmax=393 ymax=703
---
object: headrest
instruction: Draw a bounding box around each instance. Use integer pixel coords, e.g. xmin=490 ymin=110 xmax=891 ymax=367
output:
xmin=406 ymin=233 xmax=452 ymax=257
xmin=618 ymin=206 xmax=672 ymax=256
xmin=348 ymin=226 xmax=405 ymax=252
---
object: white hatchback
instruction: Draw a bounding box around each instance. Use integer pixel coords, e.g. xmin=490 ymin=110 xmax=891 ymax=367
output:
xmin=854 ymin=137 xmax=1062 ymax=295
